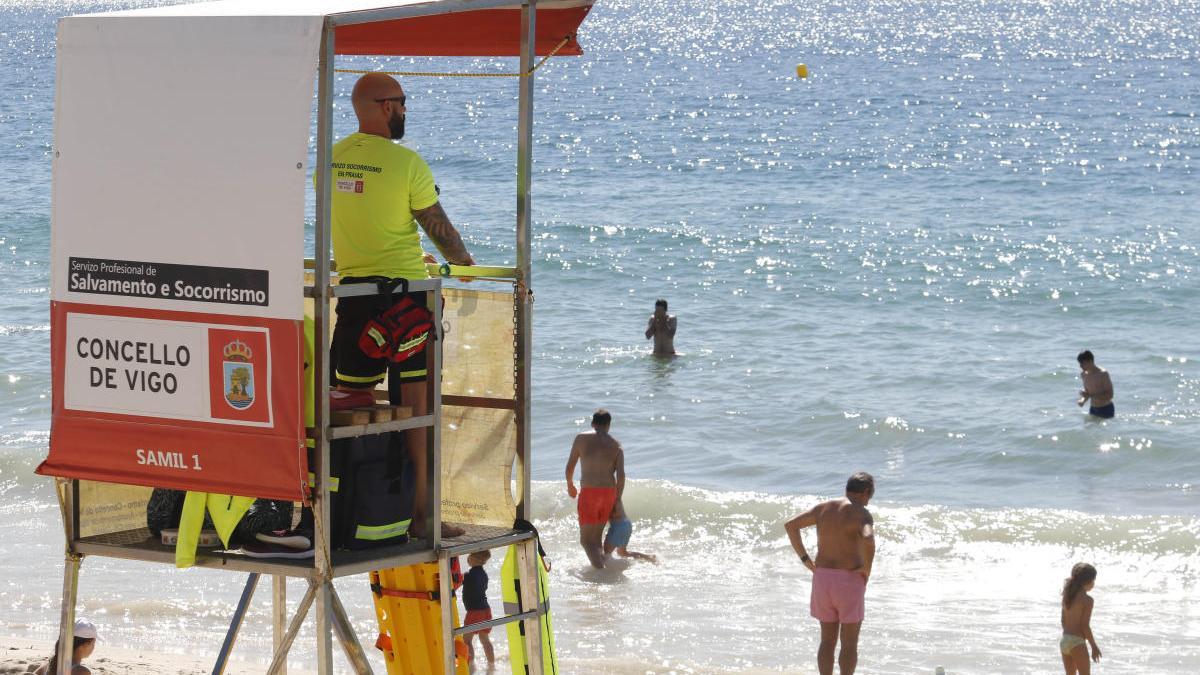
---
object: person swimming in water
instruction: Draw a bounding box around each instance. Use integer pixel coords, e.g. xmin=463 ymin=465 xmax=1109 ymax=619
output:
xmin=1076 ymin=350 xmax=1114 ymax=419
xmin=644 ymin=299 xmax=677 ymax=357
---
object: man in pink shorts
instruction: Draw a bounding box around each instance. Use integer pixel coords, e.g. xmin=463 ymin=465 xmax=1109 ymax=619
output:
xmin=784 ymin=472 xmax=876 ymax=675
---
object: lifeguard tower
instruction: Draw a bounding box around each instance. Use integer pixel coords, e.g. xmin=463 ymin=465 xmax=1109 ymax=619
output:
xmin=38 ymin=1 xmax=594 ymax=672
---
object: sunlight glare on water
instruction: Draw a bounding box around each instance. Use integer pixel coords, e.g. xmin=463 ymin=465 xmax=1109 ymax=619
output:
xmin=0 ymin=0 xmax=1197 ymax=671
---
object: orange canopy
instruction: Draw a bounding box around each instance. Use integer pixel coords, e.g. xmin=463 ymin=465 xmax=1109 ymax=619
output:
xmin=335 ymin=4 xmax=591 ymax=57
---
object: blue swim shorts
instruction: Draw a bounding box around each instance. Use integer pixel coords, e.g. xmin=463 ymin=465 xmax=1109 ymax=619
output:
xmin=1089 ymin=403 xmax=1115 ymax=419
xmin=604 ymin=518 xmax=632 ymax=549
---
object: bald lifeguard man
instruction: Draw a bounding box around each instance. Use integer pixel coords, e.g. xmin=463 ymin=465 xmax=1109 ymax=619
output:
xmin=328 ymin=73 xmax=474 ymax=538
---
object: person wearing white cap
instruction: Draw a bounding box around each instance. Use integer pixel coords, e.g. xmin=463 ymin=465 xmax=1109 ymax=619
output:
xmin=34 ymin=618 xmax=98 ymax=675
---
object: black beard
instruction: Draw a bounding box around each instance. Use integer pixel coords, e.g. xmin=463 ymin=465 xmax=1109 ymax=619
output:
xmin=388 ymin=113 xmax=405 ymax=140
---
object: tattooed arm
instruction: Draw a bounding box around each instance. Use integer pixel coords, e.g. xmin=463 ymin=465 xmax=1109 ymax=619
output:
xmin=413 ymin=202 xmax=475 ymax=266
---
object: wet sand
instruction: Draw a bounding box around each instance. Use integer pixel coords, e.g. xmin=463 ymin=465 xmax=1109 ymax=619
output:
xmin=0 ymin=637 xmax=315 ymax=675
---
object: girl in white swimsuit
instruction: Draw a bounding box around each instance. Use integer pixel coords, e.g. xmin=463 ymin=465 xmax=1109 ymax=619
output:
xmin=1060 ymin=563 xmax=1102 ymax=674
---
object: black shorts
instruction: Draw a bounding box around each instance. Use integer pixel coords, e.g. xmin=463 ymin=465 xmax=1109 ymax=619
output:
xmin=330 ymin=276 xmax=430 ymax=390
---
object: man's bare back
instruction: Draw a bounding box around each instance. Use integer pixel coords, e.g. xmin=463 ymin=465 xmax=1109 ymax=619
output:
xmin=786 ymin=498 xmax=874 ymax=574
xmin=811 ymin=499 xmax=874 ymax=572
xmin=568 ymin=430 xmax=623 ymax=489
xmin=1079 ymin=368 xmax=1113 ymax=407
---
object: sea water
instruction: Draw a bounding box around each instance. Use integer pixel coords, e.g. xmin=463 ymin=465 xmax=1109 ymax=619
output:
xmin=1 ymin=0 xmax=1197 ymax=672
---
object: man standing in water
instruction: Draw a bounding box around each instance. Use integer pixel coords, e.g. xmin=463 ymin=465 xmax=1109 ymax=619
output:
xmin=644 ymin=299 xmax=677 ymax=356
xmin=328 ymin=73 xmax=475 ymax=538
xmin=784 ymin=472 xmax=876 ymax=675
xmin=1076 ymin=350 xmax=1115 ymax=419
xmin=565 ymin=409 xmax=625 ymax=568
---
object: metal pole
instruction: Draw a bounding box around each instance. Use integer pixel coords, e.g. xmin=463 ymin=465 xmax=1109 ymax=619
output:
xmin=330 ymin=585 xmax=373 ymax=674
xmin=430 ymin=283 xmax=443 ymax=551
xmin=516 ymin=539 xmax=545 ymax=674
xmin=272 ymin=576 xmax=288 ymax=675
xmin=55 ymin=553 xmax=81 ymax=675
xmin=54 ymin=478 xmax=79 ymax=675
xmin=70 ymin=479 xmax=81 ymax=541
xmin=266 ymin=581 xmax=318 ymax=675
xmin=54 ymin=478 xmax=71 ymax=542
xmin=315 ymin=583 xmax=335 ymax=675
xmin=313 ymin=17 xmax=337 ymax=675
xmin=514 ymin=0 xmax=536 ymax=522
xmin=513 ymin=10 xmax=543 ymax=673
xmin=211 ymin=573 xmax=260 ymax=675
xmin=438 ymin=555 xmax=456 ymax=675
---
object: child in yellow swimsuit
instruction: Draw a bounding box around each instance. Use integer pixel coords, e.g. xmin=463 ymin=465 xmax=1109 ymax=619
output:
xmin=1060 ymin=562 xmax=1102 ymax=674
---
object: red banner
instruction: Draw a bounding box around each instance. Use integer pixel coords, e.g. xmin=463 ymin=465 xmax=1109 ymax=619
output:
xmin=39 ymin=302 xmax=307 ymax=501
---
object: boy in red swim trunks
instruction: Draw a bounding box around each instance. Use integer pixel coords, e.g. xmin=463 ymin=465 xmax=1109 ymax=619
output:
xmin=565 ymin=409 xmax=625 ymax=569
xmin=461 ymin=550 xmax=495 ymax=668
xmin=784 ymin=472 xmax=876 ymax=675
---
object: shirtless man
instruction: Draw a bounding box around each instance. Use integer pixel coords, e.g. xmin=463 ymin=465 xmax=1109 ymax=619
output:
xmin=1076 ymin=350 xmax=1114 ymax=419
xmin=784 ymin=473 xmax=876 ymax=675
xmin=565 ymin=409 xmax=625 ymax=569
xmin=644 ymin=299 xmax=677 ymax=356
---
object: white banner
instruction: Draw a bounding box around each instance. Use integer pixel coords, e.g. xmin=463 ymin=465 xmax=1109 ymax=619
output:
xmin=64 ymin=313 xmax=273 ymax=428
xmin=50 ymin=14 xmax=321 ymax=320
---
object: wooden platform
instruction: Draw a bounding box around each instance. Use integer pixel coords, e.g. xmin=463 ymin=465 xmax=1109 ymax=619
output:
xmin=74 ymin=524 xmax=534 ymax=579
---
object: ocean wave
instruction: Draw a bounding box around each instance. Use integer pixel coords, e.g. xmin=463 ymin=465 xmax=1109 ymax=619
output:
xmin=527 ymin=480 xmax=1200 ymax=557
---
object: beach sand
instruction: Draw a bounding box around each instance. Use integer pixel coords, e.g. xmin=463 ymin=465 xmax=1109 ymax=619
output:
xmin=0 ymin=637 xmax=316 ymax=675
xmin=0 ymin=636 xmax=773 ymax=674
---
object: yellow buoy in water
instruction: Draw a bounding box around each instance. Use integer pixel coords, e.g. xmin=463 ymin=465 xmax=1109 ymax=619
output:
xmin=796 ymin=63 xmax=809 ymax=79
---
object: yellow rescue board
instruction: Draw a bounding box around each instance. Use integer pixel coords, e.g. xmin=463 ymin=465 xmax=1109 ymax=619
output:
xmin=502 ymin=541 xmax=558 ymax=674
xmin=370 ymin=562 xmax=469 ymax=675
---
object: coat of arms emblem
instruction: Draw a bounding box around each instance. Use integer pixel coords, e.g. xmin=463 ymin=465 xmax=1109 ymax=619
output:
xmin=222 ymin=339 xmax=255 ymax=410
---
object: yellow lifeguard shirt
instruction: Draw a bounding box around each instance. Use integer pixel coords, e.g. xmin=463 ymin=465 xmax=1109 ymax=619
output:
xmin=326 ymin=132 xmax=439 ymax=279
